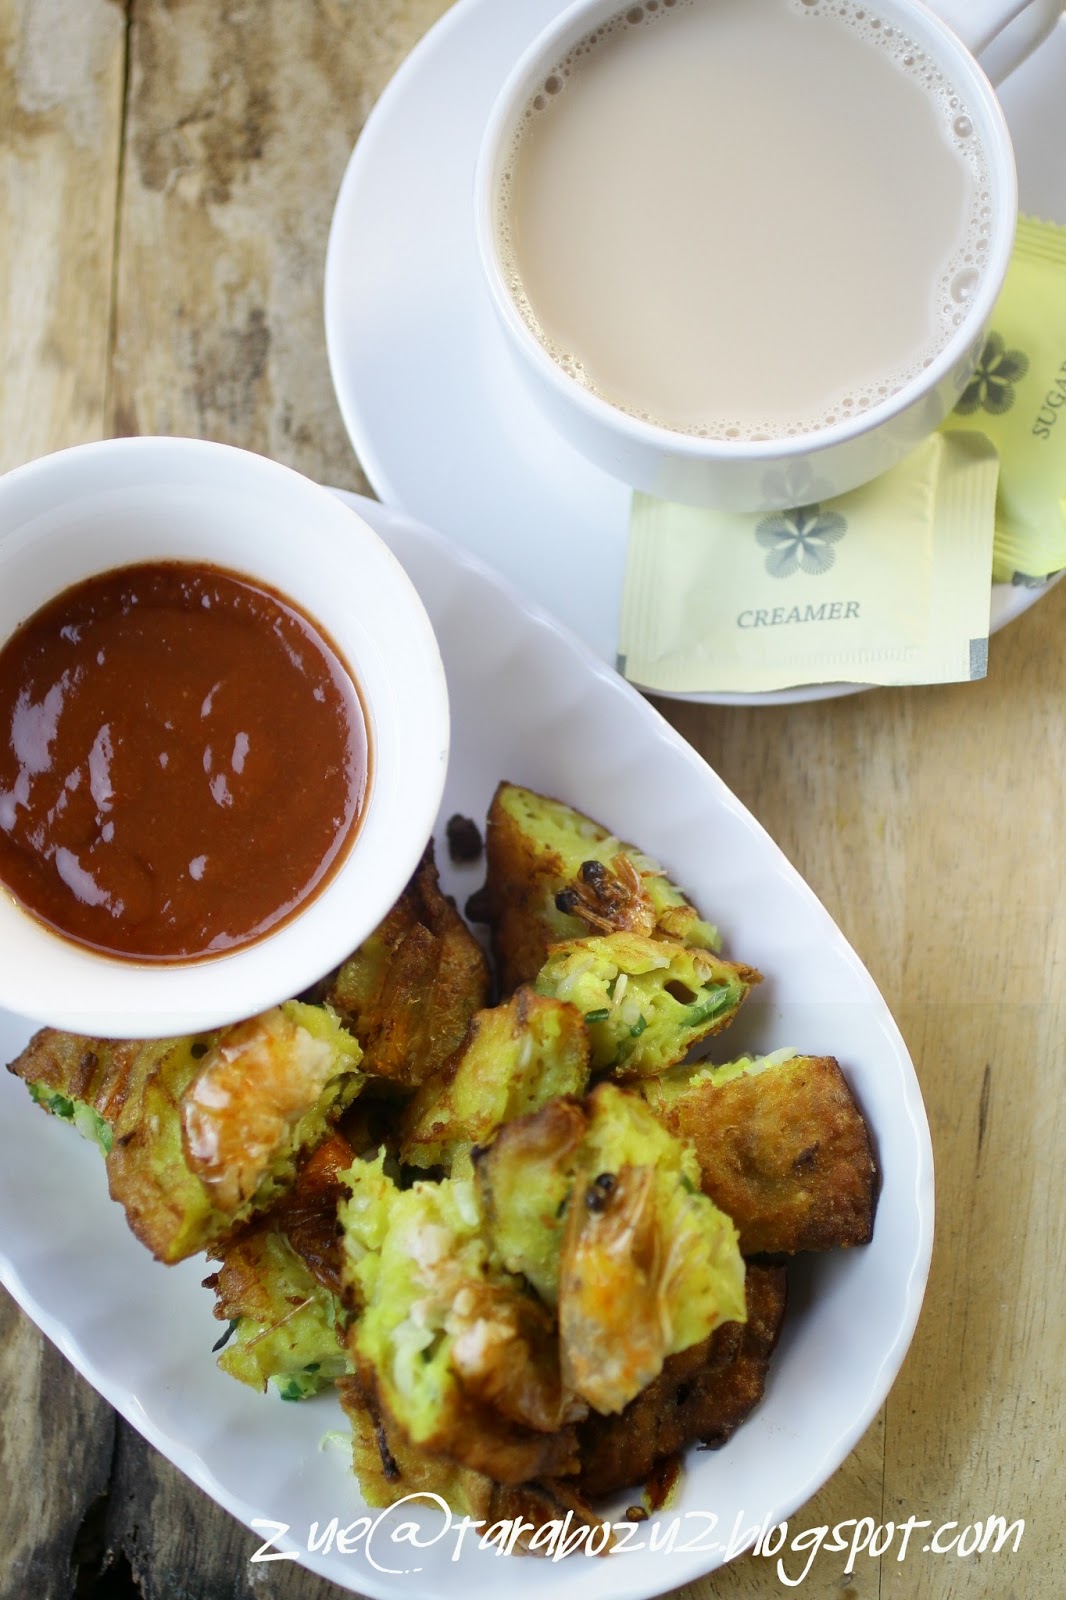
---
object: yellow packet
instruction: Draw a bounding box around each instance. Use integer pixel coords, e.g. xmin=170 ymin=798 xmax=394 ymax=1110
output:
xmin=618 ymin=432 xmax=998 ymax=695
xmin=945 ymin=214 xmax=1066 ymax=584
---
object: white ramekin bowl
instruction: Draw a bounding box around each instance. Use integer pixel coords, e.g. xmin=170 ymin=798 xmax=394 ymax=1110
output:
xmin=0 ymin=436 xmax=449 ymax=1038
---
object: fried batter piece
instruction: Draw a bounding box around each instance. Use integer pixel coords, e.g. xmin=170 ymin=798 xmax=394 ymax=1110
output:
xmin=205 ymin=1222 xmax=349 ymax=1398
xmin=326 ymin=843 xmax=490 ymax=1091
xmin=203 ymin=1130 xmax=362 ymax=1397
xmin=476 ymin=1084 xmax=746 ymax=1413
xmin=264 ymin=1130 xmax=355 ymax=1293
xmin=123 ymin=1003 xmax=361 ymax=1263
xmin=535 ymin=931 xmax=760 ymax=1077
xmin=466 ymin=783 xmax=720 ymax=993
xmin=340 ymin=1375 xmax=614 ymax=1553
xmin=400 ymin=988 xmax=590 ymax=1172
xmin=556 ymin=1085 xmax=746 ymax=1413
xmin=490 ymin=1479 xmax=617 ymax=1555
xmin=8 ymin=1029 xmax=175 ymax=1154
xmin=577 ymin=1264 xmax=788 ymax=1499
xmin=474 ymin=1096 xmax=587 ymax=1305
xmin=340 ymin=1158 xmax=584 ymax=1484
xmin=639 ymin=1053 xmax=879 ymax=1255
xmin=340 ymin=1371 xmax=497 ymax=1514
xmin=11 ymin=1003 xmax=363 ymax=1264
xmin=181 ymin=1007 xmax=361 ymax=1214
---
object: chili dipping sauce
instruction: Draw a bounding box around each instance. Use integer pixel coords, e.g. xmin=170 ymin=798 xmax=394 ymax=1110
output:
xmin=0 ymin=561 xmax=369 ymax=962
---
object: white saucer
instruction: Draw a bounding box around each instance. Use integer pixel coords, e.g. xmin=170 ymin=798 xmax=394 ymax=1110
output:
xmin=324 ymin=0 xmax=1066 ymax=707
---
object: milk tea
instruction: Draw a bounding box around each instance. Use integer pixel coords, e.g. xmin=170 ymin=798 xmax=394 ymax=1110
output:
xmin=497 ymin=0 xmax=992 ymax=441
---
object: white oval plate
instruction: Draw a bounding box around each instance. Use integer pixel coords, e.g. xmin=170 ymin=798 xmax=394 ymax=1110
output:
xmin=324 ymin=0 xmax=1066 ymax=707
xmin=0 ymin=492 xmax=933 ymax=1599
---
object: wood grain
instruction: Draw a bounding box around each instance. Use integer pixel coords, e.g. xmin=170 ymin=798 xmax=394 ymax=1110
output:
xmin=110 ymin=0 xmax=452 ymax=490
xmin=0 ymin=4 xmax=126 ymax=1596
xmin=0 ymin=1291 xmax=117 ymax=1600
xmin=0 ymin=0 xmax=125 ymax=471
xmin=671 ymin=579 xmax=1066 ymax=1593
xmin=2 ymin=0 xmax=1064 ymax=1595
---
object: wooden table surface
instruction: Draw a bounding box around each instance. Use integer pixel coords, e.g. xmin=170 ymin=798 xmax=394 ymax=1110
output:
xmin=2 ymin=3 xmax=1063 ymax=1597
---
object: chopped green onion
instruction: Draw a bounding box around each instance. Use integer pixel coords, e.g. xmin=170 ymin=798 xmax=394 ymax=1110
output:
xmin=30 ymin=1085 xmax=75 ymax=1121
xmin=274 ymin=1366 xmax=327 ymax=1402
xmin=686 ymin=985 xmax=736 ymax=1026
xmin=212 ymin=1319 xmax=239 ymax=1353
xmin=29 ymin=1083 xmax=112 ymax=1155
xmin=584 ymin=1008 xmax=611 ymax=1024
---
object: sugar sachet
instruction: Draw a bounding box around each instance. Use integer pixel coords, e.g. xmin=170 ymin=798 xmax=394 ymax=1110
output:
xmin=618 ymin=431 xmax=998 ymax=695
xmin=944 ymin=214 xmax=1066 ymax=585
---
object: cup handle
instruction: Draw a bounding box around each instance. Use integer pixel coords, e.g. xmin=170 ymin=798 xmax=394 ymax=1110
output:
xmin=930 ymin=0 xmax=1061 ymax=85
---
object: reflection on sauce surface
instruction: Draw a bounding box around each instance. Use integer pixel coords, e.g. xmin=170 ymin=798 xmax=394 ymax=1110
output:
xmin=0 ymin=562 xmax=369 ymax=961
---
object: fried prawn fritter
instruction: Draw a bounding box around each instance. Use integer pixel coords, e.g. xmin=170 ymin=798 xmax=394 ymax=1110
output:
xmin=262 ymin=1130 xmax=355 ymax=1293
xmin=577 ymin=1264 xmax=788 ymax=1498
xmin=474 ymin=1096 xmax=587 ymax=1305
xmin=557 ymin=1085 xmax=747 ymax=1413
xmin=486 ymin=1480 xmax=617 ymax=1555
xmin=11 ymin=1003 xmax=363 ymax=1263
xmin=466 ymin=783 xmax=720 ymax=993
xmin=639 ymin=1052 xmax=879 ymax=1255
xmin=339 ymin=1376 xmax=614 ymax=1553
xmin=9 ymin=1029 xmax=172 ymax=1154
xmin=535 ymin=931 xmax=760 ymax=1077
xmin=204 ymin=1130 xmax=357 ymax=1398
xmin=340 ymin=1158 xmax=584 ymax=1484
xmin=181 ymin=1006 xmax=362 ymax=1214
xmin=326 ymin=843 xmax=490 ymax=1091
xmin=205 ymin=1223 xmax=349 ymax=1399
xmin=400 ymin=988 xmax=589 ymax=1173
xmin=476 ymin=1084 xmax=746 ymax=1414
xmin=339 ymin=1371 xmax=497 ymax=1515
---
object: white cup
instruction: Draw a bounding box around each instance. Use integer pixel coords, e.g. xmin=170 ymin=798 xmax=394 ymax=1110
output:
xmin=475 ymin=0 xmax=1060 ymax=512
